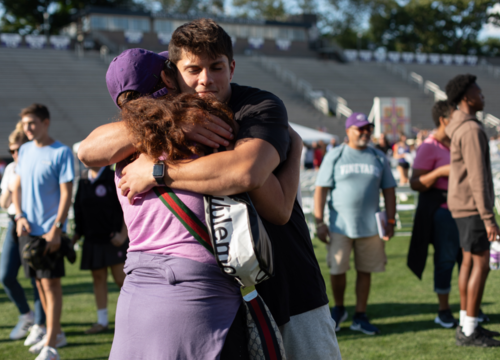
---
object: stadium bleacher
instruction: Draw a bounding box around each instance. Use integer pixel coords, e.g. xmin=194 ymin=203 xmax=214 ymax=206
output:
xmin=398 ymin=63 xmax=500 ymax=119
xmin=232 ymin=56 xmax=342 ymax=135
xmin=0 ymin=49 xmax=338 ymax=158
xmin=2 ymin=46 xmax=499 ymax=160
xmin=264 ymin=57 xmax=438 ymax=130
xmin=0 ymin=48 xmax=118 ymax=158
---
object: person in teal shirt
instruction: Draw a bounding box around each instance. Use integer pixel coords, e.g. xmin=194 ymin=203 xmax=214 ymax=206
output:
xmin=314 ymin=112 xmax=396 ymax=336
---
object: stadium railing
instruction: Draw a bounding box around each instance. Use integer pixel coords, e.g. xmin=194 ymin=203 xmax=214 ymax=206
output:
xmin=253 ymin=56 xmax=354 ymax=119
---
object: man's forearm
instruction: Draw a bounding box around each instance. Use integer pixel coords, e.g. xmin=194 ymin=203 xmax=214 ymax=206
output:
xmin=54 ymin=183 xmax=73 ymax=228
xmin=314 ymin=186 xmax=329 ymax=223
xmin=249 ymin=132 xmax=302 ymax=225
xmin=12 ymin=176 xmax=22 ymax=215
xmin=78 ymin=122 xmax=135 ymax=167
xmin=410 ymin=169 xmax=441 ymax=192
xmin=165 ymin=140 xmax=280 ymax=195
xmin=383 ymin=187 xmax=396 ymax=221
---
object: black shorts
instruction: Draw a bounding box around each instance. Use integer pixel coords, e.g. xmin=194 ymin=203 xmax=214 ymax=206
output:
xmin=398 ymin=162 xmax=410 ymax=170
xmin=81 ymin=239 xmax=129 ymax=270
xmin=454 ymin=215 xmax=491 ymax=254
xmin=19 ymin=235 xmax=65 ymax=279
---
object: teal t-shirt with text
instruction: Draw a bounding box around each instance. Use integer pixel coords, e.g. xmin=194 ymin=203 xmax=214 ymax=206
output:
xmin=315 ymin=145 xmax=396 ymax=238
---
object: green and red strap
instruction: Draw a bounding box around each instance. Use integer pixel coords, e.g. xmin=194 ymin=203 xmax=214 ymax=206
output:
xmin=153 ymin=187 xmax=214 ymax=255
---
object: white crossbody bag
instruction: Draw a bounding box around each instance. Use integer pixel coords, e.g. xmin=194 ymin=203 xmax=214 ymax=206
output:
xmin=204 ymin=193 xmax=274 ymax=287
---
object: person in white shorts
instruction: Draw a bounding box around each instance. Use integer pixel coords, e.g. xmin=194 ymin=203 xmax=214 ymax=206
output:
xmin=314 ymin=112 xmax=397 ymax=335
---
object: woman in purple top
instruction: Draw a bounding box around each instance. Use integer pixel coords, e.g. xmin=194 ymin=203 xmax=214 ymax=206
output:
xmin=103 ymin=50 xmax=248 ymax=360
xmin=410 ymin=101 xmax=462 ymax=329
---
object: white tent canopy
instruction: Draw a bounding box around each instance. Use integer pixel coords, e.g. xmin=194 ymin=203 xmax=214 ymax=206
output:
xmin=289 ymin=122 xmax=336 ymax=143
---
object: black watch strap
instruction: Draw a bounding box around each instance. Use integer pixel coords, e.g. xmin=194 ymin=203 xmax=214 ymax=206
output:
xmin=153 ymin=163 xmax=166 ymax=185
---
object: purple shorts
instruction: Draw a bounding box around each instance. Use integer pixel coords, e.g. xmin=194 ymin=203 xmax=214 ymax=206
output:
xmin=109 ymin=251 xmax=242 ymax=360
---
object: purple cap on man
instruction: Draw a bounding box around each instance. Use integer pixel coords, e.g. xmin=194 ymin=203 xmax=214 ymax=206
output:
xmin=106 ymin=48 xmax=168 ymax=108
xmin=345 ymin=112 xmax=373 ymax=129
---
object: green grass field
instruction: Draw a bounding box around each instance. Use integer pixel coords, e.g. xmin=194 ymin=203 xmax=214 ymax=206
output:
xmin=1 ymin=231 xmax=500 ymax=359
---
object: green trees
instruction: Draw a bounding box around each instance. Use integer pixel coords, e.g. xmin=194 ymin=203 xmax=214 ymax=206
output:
xmin=369 ymin=0 xmax=500 ymax=54
xmin=1 ymin=0 xmax=138 ymax=35
xmin=231 ymin=0 xmax=288 ymax=21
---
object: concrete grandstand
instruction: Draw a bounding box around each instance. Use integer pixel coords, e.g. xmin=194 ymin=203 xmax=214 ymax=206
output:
xmin=1 ymin=38 xmax=500 ymax=158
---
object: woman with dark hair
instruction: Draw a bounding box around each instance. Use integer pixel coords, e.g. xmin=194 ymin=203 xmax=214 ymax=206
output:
xmin=408 ymin=100 xmax=462 ymax=329
xmin=393 ymin=132 xmax=410 ymax=185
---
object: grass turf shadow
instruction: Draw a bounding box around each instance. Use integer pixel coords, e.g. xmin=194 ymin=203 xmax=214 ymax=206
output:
xmin=333 ymin=302 xmax=491 ymax=321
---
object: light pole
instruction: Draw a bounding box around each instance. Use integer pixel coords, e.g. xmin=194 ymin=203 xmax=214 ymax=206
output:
xmin=43 ymin=12 xmax=49 ymax=38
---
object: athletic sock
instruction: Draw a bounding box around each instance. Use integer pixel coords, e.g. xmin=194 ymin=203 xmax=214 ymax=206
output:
xmin=22 ymin=310 xmax=34 ymax=320
xmin=459 ymin=310 xmax=467 ymax=327
xmin=463 ymin=316 xmax=478 ymax=337
xmin=97 ymin=308 xmax=108 ymax=327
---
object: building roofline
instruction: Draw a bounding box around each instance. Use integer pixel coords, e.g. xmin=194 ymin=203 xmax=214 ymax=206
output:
xmin=76 ymin=7 xmax=314 ymax=28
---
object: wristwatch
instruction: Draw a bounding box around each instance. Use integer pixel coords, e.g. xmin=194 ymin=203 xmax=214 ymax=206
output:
xmin=152 ymin=162 xmax=166 ymax=185
xmin=55 ymin=221 xmax=64 ymax=230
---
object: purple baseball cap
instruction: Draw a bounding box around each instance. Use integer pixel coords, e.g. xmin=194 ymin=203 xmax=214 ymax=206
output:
xmin=106 ymin=48 xmax=169 ymax=108
xmin=345 ymin=112 xmax=373 ymax=129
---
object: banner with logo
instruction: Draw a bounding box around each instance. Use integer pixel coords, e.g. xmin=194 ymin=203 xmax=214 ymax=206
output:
xmin=1 ymin=33 xmax=22 ymax=48
xmin=25 ymin=35 xmax=46 ymax=49
xmin=344 ymin=49 xmax=357 ymax=61
xmin=248 ymin=37 xmax=264 ymax=49
xmin=125 ymin=31 xmax=143 ymax=44
xmin=388 ymin=52 xmax=401 ymax=63
xmin=416 ymin=53 xmax=427 ymax=64
xmin=49 ymin=35 xmax=70 ymax=50
xmin=158 ymin=32 xmax=172 ymax=45
xmin=359 ymin=50 xmax=372 ymax=61
xmin=343 ymin=49 xmax=477 ymax=66
xmin=276 ymin=39 xmax=291 ymax=51
xmin=402 ymin=52 xmax=414 ymax=63
xmin=371 ymin=97 xmax=411 ymax=141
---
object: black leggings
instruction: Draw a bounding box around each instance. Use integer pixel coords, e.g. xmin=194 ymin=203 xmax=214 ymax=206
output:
xmin=220 ymin=302 xmax=249 ymax=360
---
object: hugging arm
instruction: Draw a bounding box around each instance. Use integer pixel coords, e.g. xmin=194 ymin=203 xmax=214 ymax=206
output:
xmin=248 ymin=127 xmax=303 ymax=225
xmin=78 ymin=116 xmax=234 ymax=167
xmin=119 ymin=137 xmax=281 ymax=199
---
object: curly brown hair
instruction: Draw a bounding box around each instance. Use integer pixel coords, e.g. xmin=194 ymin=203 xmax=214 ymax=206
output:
xmin=121 ymin=94 xmax=236 ymax=162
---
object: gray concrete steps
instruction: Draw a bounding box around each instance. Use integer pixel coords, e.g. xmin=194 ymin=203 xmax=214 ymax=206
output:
xmin=400 ymin=64 xmax=500 ymax=117
xmin=266 ymin=58 xmax=437 ymax=130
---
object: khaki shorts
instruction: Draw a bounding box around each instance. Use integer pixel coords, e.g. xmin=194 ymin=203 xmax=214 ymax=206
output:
xmin=327 ymin=232 xmax=386 ymax=275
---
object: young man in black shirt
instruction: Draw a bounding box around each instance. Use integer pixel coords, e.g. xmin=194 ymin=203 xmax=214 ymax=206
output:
xmin=79 ymin=19 xmax=341 ymax=359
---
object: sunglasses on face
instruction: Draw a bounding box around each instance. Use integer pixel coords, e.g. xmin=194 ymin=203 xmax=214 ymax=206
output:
xmin=9 ymin=148 xmax=19 ymax=155
xmin=354 ymin=125 xmax=374 ymax=133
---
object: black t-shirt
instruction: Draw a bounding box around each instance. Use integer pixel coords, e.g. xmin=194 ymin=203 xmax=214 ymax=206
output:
xmin=74 ymin=166 xmax=124 ymax=243
xmin=229 ymin=83 xmax=329 ymax=326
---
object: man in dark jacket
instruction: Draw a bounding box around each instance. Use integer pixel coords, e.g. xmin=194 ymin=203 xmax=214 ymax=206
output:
xmin=445 ymin=74 xmax=500 ymax=347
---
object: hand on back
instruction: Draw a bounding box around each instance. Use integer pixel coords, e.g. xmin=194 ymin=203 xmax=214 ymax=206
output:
xmin=181 ymin=114 xmax=234 ymax=149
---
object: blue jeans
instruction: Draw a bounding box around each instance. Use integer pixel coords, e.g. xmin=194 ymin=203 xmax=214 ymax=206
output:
xmin=0 ymin=220 xmax=45 ymax=325
xmin=433 ymin=208 xmax=462 ymax=294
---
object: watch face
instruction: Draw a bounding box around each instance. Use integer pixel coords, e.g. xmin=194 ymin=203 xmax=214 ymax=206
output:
xmin=153 ymin=164 xmax=164 ymax=177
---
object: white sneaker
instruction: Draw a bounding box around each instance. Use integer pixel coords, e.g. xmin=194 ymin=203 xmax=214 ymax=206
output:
xmin=34 ymin=346 xmax=60 ymax=360
xmin=29 ymin=332 xmax=67 ymax=354
xmin=25 ymin=324 xmax=47 ymax=346
xmin=10 ymin=311 xmax=34 ymax=340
